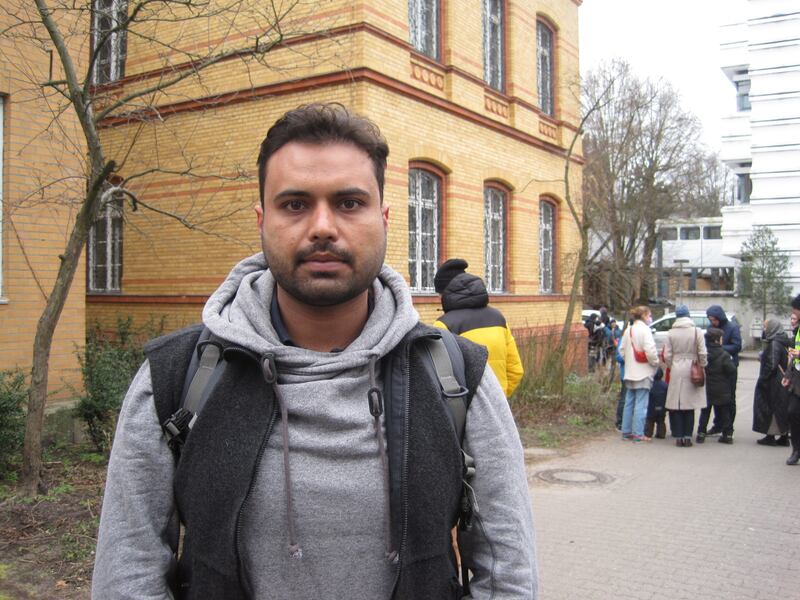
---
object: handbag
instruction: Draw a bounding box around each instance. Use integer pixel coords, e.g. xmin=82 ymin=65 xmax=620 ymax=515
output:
xmin=628 ymin=328 xmax=648 ymax=363
xmin=690 ymin=329 xmax=705 ymax=387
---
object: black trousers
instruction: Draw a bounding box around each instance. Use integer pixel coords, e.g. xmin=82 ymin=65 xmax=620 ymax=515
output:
xmin=699 ymin=404 xmax=733 ymax=436
xmin=713 ymin=376 xmax=737 ymax=430
xmin=669 ymin=409 xmax=695 ymax=438
xmin=789 ymin=394 xmax=800 ymax=451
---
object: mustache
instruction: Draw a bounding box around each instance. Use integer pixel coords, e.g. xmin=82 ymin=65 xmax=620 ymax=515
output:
xmin=295 ymin=241 xmax=354 ymax=264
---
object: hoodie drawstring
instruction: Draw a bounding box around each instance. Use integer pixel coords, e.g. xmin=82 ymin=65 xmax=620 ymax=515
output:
xmin=262 ymin=353 xmax=303 ymax=560
xmin=367 ymin=357 xmax=398 ymax=564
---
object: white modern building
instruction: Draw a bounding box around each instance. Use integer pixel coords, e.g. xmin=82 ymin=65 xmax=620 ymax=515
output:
xmin=719 ymin=0 xmax=800 ymax=294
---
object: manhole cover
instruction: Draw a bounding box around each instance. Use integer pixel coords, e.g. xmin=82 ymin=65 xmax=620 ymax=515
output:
xmin=533 ymin=468 xmax=614 ymax=486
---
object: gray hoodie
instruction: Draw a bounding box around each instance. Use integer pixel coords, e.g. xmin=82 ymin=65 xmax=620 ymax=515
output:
xmin=92 ymin=253 xmax=538 ymax=599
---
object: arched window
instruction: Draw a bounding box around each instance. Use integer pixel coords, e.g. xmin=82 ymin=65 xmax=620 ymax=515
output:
xmin=408 ymin=167 xmax=442 ymax=291
xmin=536 ymin=19 xmax=555 ymax=117
xmin=92 ymin=0 xmax=128 ymax=84
xmin=409 ymin=0 xmax=440 ymax=60
xmin=483 ymin=0 xmax=504 ymax=91
xmin=484 ymin=185 xmax=507 ymax=292
xmin=88 ymin=193 xmax=123 ymax=292
xmin=539 ymin=199 xmax=556 ymax=293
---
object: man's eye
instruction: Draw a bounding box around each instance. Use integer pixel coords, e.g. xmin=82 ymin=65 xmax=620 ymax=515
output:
xmin=340 ymin=198 xmax=361 ymax=210
xmin=286 ymin=200 xmax=305 ymax=211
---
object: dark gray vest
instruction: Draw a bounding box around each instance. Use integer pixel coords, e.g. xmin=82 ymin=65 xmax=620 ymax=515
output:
xmin=146 ymin=322 xmax=488 ymax=599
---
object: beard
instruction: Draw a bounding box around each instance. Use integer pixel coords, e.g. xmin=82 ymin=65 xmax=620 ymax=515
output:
xmin=263 ymin=238 xmax=386 ymax=307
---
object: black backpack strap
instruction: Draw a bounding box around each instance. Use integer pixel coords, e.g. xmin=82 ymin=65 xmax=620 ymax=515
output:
xmin=162 ymin=327 xmax=226 ymax=457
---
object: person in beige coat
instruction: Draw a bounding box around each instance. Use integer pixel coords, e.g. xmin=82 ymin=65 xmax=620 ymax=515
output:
xmin=619 ymin=305 xmax=660 ymax=441
xmin=664 ymin=304 xmax=709 ymax=447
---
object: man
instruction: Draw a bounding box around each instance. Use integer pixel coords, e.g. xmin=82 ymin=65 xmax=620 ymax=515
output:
xmin=92 ymin=104 xmax=538 ymax=599
xmin=432 ymin=258 xmax=524 ymax=397
xmin=705 ymin=305 xmax=742 ymax=435
xmin=782 ymin=294 xmax=800 ymax=465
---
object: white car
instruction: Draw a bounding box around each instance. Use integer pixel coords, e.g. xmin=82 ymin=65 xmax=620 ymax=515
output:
xmin=649 ymin=311 xmax=733 ymax=353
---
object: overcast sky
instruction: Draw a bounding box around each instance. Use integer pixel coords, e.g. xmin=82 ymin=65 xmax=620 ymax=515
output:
xmin=579 ymin=0 xmax=742 ymax=153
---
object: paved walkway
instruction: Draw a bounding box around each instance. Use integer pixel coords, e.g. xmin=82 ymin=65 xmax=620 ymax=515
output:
xmin=528 ymin=358 xmax=800 ymax=600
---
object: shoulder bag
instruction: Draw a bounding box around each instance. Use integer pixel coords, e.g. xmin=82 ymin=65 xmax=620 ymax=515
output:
xmin=690 ymin=329 xmax=705 ymax=386
xmin=628 ymin=326 xmax=649 ymax=364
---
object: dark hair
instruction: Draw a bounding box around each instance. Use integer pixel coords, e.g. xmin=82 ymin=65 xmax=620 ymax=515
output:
xmin=705 ymin=327 xmax=723 ymax=344
xmin=792 ymin=293 xmax=800 ymax=311
xmin=256 ymin=103 xmax=389 ymax=206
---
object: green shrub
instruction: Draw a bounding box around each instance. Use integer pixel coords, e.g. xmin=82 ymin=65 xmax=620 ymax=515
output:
xmin=0 ymin=369 xmax=27 ymax=477
xmin=74 ymin=317 xmax=160 ymax=453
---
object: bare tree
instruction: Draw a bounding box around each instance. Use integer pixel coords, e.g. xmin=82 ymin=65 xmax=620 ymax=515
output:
xmin=1 ymin=0 xmax=325 ymax=494
xmin=582 ymin=59 xmax=724 ymax=311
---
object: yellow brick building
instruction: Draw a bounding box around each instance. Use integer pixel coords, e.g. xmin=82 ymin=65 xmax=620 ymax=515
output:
xmin=88 ymin=0 xmax=586 ymax=362
xmin=0 ymin=8 xmax=88 ymax=400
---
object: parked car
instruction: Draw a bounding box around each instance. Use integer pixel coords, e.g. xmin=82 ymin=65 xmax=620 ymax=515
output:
xmin=650 ymin=310 xmax=734 ymax=353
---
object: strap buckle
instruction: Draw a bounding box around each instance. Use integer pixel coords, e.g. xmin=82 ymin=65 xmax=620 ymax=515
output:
xmin=163 ymin=407 xmax=196 ymax=452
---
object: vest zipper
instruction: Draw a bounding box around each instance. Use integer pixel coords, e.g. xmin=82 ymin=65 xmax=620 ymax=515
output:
xmin=391 ymin=338 xmax=415 ymax=597
xmin=234 ymin=403 xmax=277 ymax=594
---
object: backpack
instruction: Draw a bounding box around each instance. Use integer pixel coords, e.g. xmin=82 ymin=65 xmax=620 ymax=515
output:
xmin=160 ymin=326 xmax=478 ymax=592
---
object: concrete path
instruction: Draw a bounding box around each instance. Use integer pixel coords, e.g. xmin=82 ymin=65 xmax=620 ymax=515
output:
xmin=528 ymin=357 xmax=800 ymax=600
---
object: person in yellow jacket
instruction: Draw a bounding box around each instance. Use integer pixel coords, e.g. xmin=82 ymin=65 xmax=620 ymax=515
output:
xmin=433 ymin=258 xmax=524 ymax=397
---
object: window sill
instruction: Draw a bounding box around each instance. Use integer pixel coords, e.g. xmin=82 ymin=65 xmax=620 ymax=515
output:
xmin=0 ymin=297 xmax=8 ymax=305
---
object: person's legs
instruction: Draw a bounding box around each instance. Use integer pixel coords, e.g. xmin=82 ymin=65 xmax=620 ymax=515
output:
xmin=670 ymin=410 xmax=685 ymax=445
xmin=621 ymin=387 xmax=635 ymax=437
xmin=633 ymin=388 xmax=649 ymax=438
xmin=787 ymin=399 xmax=800 ymax=464
xmin=683 ymin=409 xmax=695 ymax=445
xmin=655 ymin=413 xmax=667 ymax=438
xmin=616 ymin=383 xmax=626 ymax=430
xmin=718 ymin=404 xmax=734 ymax=443
xmin=697 ymin=407 xmax=711 ymax=442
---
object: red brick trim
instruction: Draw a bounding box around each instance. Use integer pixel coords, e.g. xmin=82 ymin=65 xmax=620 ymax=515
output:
xmin=99 ymin=68 xmax=583 ymax=165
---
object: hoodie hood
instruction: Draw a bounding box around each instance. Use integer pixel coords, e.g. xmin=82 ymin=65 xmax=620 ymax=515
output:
xmin=441 ymin=271 xmax=489 ymax=312
xmin=763 ymin=319 xmax=787 ymax=342
xmin=202 ymin=252 xmax=420 ymax=378
xmin=706 ymin=305 xmax=728 ymax=325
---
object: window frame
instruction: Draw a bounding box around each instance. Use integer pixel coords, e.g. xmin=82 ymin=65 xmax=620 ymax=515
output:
xmin=660 ymin=227 xmax=678 ymax=241
xmin=482 ymin=0 xmax=505 ymax=92
xmin=408 ymin=0 xmax=441 ymax=61
xmin=539 ymin=198 xmax=557 ymax=294
xmin=87 ymin=193 xmax=123 ymax=293
xmin=703 ymin=225 xmax=722 ymax=240
xmin=91 ymin=0 xmax=128 ymax=85
xmin=536 ymin=19 xmax=556 ymax=117
xmin=483 ymin=184 xmax=508 ymax=293
xmin=679 ymin=226 xmax=701 ymax=241
xmin=408 ymin=165 xmax=443 ymax=293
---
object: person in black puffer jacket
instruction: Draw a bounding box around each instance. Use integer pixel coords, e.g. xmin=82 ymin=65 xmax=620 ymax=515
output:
xmin=697 ymin=328 xmax=737 ymax=444
xmin=434 ymin=259 xmax=524 ymax=397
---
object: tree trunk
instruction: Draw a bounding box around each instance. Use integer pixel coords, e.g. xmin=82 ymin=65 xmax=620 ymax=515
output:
xmin=20 ymin=162 xmax=114 ymax=495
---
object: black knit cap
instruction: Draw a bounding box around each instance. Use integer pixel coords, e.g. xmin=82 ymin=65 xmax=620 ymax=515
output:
xmin=434 ymin=258 xmax=468 ymax=293
xmin=792 ymin=293 xmax=800 ymax=311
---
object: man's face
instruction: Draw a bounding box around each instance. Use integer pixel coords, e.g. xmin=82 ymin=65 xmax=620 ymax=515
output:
xmin=709 ymin=316 xmax=720 ymax=328
xmin=791 ymin=309 xmax=800 ymax=328
xmin=255 ymin=141 xmax=389 ymax=307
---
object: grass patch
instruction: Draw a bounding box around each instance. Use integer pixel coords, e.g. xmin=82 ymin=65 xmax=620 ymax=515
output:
xmin=511 ymin=331 xmax=618 ymax=448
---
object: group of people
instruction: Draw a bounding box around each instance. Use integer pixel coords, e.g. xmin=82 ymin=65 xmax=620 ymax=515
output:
xmin=583 ymin=307 xmax=621 ymax=371
xmin=611 ymin=295 xmax=800 ymax=466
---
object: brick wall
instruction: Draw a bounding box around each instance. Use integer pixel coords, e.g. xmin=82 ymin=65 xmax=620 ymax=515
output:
xmin=91 ymin=0 xmax=585 ymax=352
xmin=0 ymin=8 xmax=88 ymax=402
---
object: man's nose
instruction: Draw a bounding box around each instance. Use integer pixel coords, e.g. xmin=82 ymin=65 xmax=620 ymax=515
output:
xmin=309 ymin=203 xmax=338 ymax=240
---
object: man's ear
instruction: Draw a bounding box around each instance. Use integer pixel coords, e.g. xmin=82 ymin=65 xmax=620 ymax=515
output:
xmin=255 ymin=203 xmax=264 ymax=229
xmin=382 ymin=203 xmax=389 ymax=231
